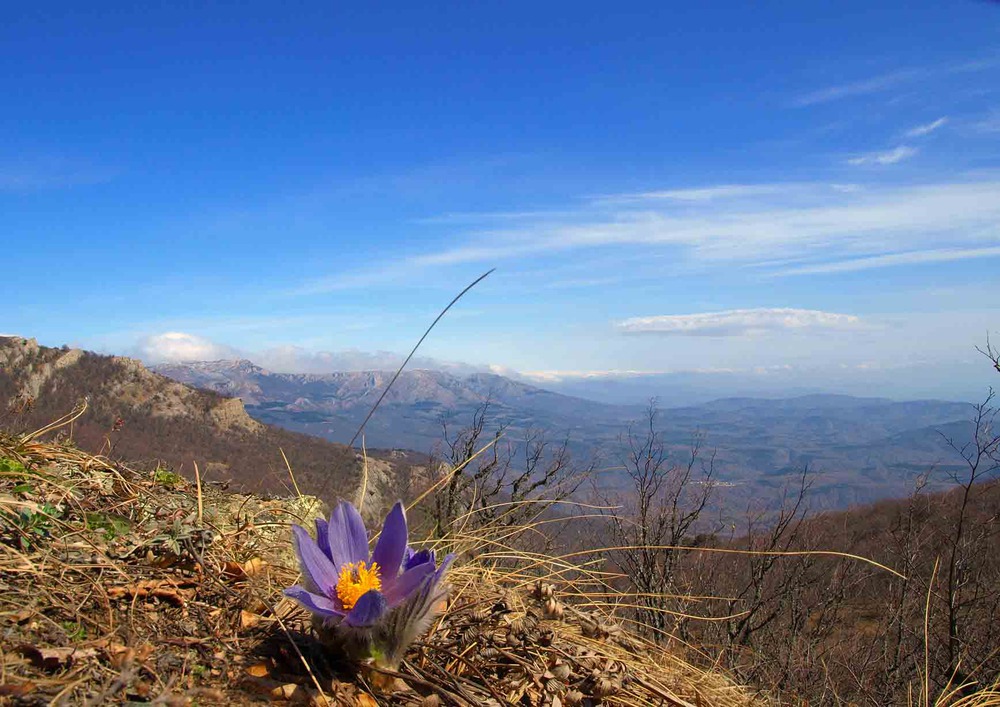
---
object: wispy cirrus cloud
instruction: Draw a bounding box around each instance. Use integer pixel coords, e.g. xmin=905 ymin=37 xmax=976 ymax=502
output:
xmin=294 ymin=179 xmax=1000 ymax=293
xmin=0 ymin=155 xmax=117 ymax=191
xmin=616 ymin=308 xmax=862 ymax=337
xmin=793 ymin=69 xmax=921 ymax=107
xmin=775 ymin=245 xmax=1000 ymax=276
xmin=425 ymin=181 xmax=1000 ymax=263
xmin=846 ymin=145 xmax=918 ymax=166
xmin=593 ymin=184 xmax=788 ymax=203
xmin=973 ymin=111 xmax=1000 ymax=134
xmin=791 ymin=56 xmax=997 ymax=107
xmin=905 ymin=117 xmax=949 ymax=137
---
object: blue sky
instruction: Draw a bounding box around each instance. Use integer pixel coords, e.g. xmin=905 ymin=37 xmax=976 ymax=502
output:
xmin=2 ymin=2 xmax=999 ymax=400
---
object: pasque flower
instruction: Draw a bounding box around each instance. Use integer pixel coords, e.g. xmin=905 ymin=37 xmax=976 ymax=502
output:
xmin=284 ymin=500 xmax=453 ymax=668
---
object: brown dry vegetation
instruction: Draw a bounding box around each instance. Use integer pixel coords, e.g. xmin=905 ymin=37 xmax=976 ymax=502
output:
xmin=0 ymin=426 xmax=769 ymax=706
xmin=573 ymin=352 xmax=1000 ymax=706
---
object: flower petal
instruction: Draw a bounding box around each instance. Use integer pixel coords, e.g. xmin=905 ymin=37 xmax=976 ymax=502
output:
xmin=284 ymin=585 xmax=344 ymax=619
xmin=384 ymin=561 xmax=435 ymax=606
xmin=315 ymin=517 xmax=331 ymax=559
xmin=344 ymin=589 xmax=388 ymax=627
xmin=435 ymin=553 xmax=456 ymax=582
xmin=292 ymin=524 xmax=339 ymax=596
xmin=327 ymin=501 xmax=370 ymax=568
xmin=371 ymin=502 xmax=407 ymax=580
xmin=403 ymin=547 xmax=435 ymax=571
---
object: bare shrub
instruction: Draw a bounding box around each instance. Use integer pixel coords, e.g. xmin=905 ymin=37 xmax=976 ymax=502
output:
xmin=429 ymin=399 xmax=592 ymax=545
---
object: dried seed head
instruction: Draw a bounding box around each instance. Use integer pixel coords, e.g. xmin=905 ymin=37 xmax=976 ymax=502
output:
xmin=543 ymin=597 xmax=563 ymax=619
xmin=534 ymin=580 xmax=555 ymax=600
xmin=471 ymin=606 xmax=491 ymax=622
xmin=580 ymin=618 xmax=609 ymax=640
xmin=592 ymin=677 xmax=617 ymax=698
xmin=550 ymin=663 xmax=572 ymax=681
xmin=509 ymin=615 xmax=529 ymax=634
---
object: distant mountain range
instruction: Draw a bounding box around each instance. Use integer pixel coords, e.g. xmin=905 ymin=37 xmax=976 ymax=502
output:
xmin=0 ymin=338 xmax=418 ymax=515
xmin=155 ymin=358 xmax=979 ymax=510
xmin=152 ymin=359 xmax=633 ymax=449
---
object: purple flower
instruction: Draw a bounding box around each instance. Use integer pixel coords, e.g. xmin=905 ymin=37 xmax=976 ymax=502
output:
xmin=284 ymin=500 xmax=453 ymax=667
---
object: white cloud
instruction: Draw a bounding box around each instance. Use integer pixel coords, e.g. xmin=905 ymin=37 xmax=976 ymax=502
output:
xmin=596 ymin=184 xmax=787 ymax=203
xmin=905 ymin=117 xmax=949 ymax=137
xmin=793 ymin=70 xmax=920 ymax=106
xmin=775 ymin=245 xmax=1000 ymax=276
xmin=289 ymin=262 xmax=417 ymax=295
xmin=133 ymin=334 xmax=486 ymax=375
xmin=255 ymin=345 xmax=482 ymax=375
xmin=792 ymin=57 xmax=996 ymax=107
xmin=295 ymin=179 xmax=1000 ymax=291
xmin=445 ymin=181 xmax=1000 ymax=262
xmin=616 ymin=308 xmax=862 ymax=337
xmin=846 ymin=146 xmax=918 ymax=166
xmin=514 ymin=368 xmax=668 ymax=383
xmin=973 ymin=111 xmax=1000 ymax=134
xmin=135 ymin=332 xmax=240 ymax=363
xmin=0 ymin=156 xmax=116 ymax=191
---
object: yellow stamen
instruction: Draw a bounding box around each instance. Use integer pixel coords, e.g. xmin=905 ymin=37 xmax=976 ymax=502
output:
xmin=335 ymin=561 xmax=382 ymax=610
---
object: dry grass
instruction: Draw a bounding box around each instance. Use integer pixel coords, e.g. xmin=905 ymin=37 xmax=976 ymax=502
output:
xmin=1 ymin=430 xmax=996 ymax=706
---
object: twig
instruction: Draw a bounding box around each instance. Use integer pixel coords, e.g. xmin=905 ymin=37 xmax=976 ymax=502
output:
xmin=193 ymin=460 xmax=204 ymax=525
xmin=416 ymin=642 xmax=506 ymax=705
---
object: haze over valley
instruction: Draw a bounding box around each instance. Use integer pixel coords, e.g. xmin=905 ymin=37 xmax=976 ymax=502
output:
xmin=155 ymin=356 xmax=979 ymax=509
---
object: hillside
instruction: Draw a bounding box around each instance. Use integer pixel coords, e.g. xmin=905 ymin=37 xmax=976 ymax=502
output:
xmin=666 ymin=473 xmax=1000 ymax=703
xmin=3 ymin=419 xmax=998 ymax=705
xmin=156 ymin=359 xmax=977 ymax=509
xmin=0 ymin=432 xmax=764 ymax=706
xmin=0 ymin=338 xmax=417 ymax=511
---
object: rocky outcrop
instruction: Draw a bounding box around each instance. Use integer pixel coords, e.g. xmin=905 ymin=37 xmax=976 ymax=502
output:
xmin=0 ymin=337 xmax=85 ymax=399
xmin=0 ymin=337 xmax=414 ymax=511
xmin=210 ymin=397 xmax=264 ymax=434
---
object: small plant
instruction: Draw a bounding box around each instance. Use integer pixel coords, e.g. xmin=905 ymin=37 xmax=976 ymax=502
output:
xmin=2 ymin=502 xmax=62 ymax=551
xmin=84 ymin=512 xmax=131 ymax=539
xmin=60 ymin=620 xmax=87 ymax=641
xmin=152 ymin=467 xmax=184 ymax=487
xmin=0 ymin=457 xmax=26 ymax=474
xmin=3 ymin=458 xmax=38 ymax=494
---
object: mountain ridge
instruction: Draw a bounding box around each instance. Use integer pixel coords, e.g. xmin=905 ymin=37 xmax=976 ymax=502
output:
xmin=155 ymin=356 xmax=978 ymax=510
xmin=0 ymin=338 xmax=416 ymax=514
